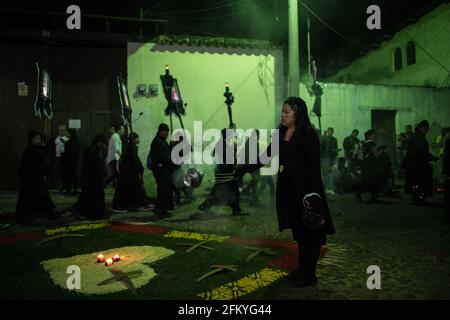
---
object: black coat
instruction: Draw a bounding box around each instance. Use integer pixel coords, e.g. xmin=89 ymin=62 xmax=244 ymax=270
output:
xmin=73 ymin=144 xmax=106 ymax=219
xmin=278 ymin=127 xmax=334 ymax=236
xmin=150 ymin=135 xmax=177 ymax=174
xmin=360 ymin=140 xmax=381 ymax=191
xmin=16 ymin=145 xmax=55 ymax=217
xmin=403 ymin=131 xmax=438 ymax=196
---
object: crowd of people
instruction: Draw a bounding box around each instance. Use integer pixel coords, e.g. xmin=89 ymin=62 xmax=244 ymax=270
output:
xmin=13 ymin=96 xmax=450 ymax=288
xmin=320 ymin=121 xmax=450 ymax=214
xmin=15 ymin=117 xmax=450 ymax=223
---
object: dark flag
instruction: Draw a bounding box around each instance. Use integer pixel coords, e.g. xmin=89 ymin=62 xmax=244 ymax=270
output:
xmin=311 ymin=81 xmax=323 ymax=118
xmin=117 ymin=74 xmax=133 ymax=132
xmin=34 ymin=62 xmax=53 ymax=120
xmin=312 ymin=96 xmax=322 ymax=118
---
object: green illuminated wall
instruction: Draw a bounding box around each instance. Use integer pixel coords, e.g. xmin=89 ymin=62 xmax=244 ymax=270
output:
xmin=127 ymin=42 xmax=283 ymax=194
xmin=128 ymin=42 xmax=283 ymax=158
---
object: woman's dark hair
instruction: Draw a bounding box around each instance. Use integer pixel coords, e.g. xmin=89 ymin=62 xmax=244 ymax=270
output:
xmin=128 ymin=132 xmax=139 ymax=144
xmin=27 ymin=130 xmax=42 ymax=144
xmin=158 ymin=123 xmax=170 ymax=134
xmin=281 ymin=97 xmax=312 ymax=132
xmin=416 ymin=120 xmax=429 ymax=132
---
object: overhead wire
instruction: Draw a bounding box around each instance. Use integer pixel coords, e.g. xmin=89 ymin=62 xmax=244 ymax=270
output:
xmin=298 ymin=0 xmax=370 ymax=51
xmin=151 ymin=1 xmax=239 ymax=16
xmin=180 ymin=0 xmax=272 ymax=20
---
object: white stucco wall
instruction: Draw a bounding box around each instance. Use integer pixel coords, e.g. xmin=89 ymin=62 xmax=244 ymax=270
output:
xmin=328 ymin=3 xmax=450 ymax=88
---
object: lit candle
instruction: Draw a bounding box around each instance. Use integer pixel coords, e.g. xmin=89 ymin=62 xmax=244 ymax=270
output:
xmin=112 ymin=254 xmax=120 ymax=262
xmin=97 ymin=254 xmax=105 ymax=263
xmin=105 ymin=258 xmax=114 ymax=266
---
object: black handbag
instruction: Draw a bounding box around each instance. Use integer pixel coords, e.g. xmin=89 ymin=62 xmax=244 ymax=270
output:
xmin=301 ymin=193 xmax=325 ymax=230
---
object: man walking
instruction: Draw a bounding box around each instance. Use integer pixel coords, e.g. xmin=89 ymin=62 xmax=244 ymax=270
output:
xmin=105 ymin=125 xmax=125 ymax=187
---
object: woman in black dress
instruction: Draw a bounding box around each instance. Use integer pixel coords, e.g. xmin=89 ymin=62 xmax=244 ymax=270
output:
xmin=112 ymin=132 xmax=153 ymax=213
xmin=71 ymin=133 xmax=108 ymax=220
xmin=16 ymin=131 xmax=56 ymax=222
xmin=239 ymin=97 xmax=335 ymax=287
xmin=403 ymin=120 xmax=439 ymax=205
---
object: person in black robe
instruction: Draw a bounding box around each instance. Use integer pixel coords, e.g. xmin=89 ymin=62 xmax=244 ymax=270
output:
xmin=150 ymin=124 xmax=177 ymax=217
xmin=71 ymin=134 xmax=108 ymax=220
xmin=443 ymin=128 xmax=450 ymax=223
xmin=354 ymin=129 xmax=381 ymax=202
xmin=237 ymin=97 xmax=335 ymax=287
xmin=62 ymin=129 xmax=80 ymax=195
xmin=343 ymin=129 xmax=359 ymax=173
xmin=16 ymin=131 xmax=56 ymax=223
xmin=199 ymin=128 xmax=248 ymax=215
xmin=112 ymin=132 xmax=153 ymax=213
xmin=403 ymin=120 xmax=439 ymax=206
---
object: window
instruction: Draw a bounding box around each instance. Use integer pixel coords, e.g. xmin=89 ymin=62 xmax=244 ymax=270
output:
xmin=394 ymin=47 xmax=403 ymax=71
xmin=406 ymin=41 xmax=416 ymax=66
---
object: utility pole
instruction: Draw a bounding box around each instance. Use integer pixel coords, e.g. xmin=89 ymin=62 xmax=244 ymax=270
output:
xmin=288 ymin=0 xmax=300 ymax=96
xmin=139 ymin=8 xmax=143 ymax=41
xmin=307 ymin=15 xmax=312 ymax=81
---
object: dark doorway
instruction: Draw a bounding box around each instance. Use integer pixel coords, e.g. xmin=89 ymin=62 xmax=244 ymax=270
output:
xmin=371 ymin=110 xmax=397 ymax=162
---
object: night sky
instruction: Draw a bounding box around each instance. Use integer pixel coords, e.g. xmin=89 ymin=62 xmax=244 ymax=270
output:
xmin=0 ymin=0 xmax=446 ymax=77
